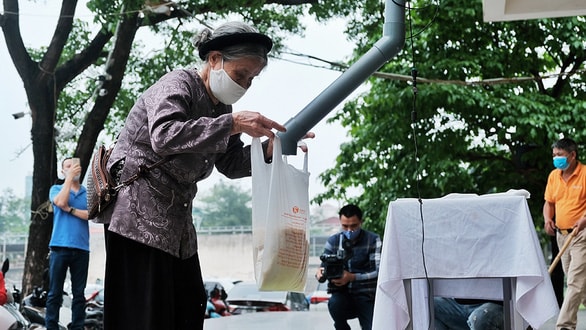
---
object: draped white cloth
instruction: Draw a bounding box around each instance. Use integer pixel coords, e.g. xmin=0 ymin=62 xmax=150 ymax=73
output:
xmin=372 ymin=192 xmax=559 ymax=329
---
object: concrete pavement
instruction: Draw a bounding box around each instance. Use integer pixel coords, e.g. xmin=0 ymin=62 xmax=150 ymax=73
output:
xmin=204 ymin=308 xmax=358 ymax=330
xmin=538 ymin=308 xmax=586 ymax=329
xmin=203 ymin=305 xmax=586 ymax=329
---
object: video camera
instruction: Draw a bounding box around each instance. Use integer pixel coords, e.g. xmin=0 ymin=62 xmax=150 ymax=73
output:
xmin=318 ymin=234 xmax=353 ymax=283
xmin=318 ymin=253 xmax=345 ymax=283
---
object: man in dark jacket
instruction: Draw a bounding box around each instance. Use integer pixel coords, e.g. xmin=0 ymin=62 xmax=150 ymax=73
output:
xmin=316 ymin=204 xmax=382 ymax=330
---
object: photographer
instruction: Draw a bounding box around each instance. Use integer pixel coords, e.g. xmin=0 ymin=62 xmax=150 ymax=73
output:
xmin=315 ymin=204 xmax=382 ymax=330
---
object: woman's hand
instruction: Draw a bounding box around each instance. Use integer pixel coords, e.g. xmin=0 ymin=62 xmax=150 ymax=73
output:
xmin=265 ymin=131 xmax=316 ymax=160
xmin=231 ymin=111 xmax=286 ymax=138
xmin=297 ymin=132 xmax=315 ymax=153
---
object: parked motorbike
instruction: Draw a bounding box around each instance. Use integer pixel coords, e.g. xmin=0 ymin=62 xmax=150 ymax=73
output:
xmin=0 ymin=289 xmax=30 ymax=330
xmin=0 ymin=259 xmax=102 ymax=330
xmin=22 ymin=284 xmax=86 ymax=330
xmin=21 ymin=286 xmax=103 ymax=330
xmin=82 ymin=287 xmax=103 ymax=330
xmin=0 ymin=259 xmax=32 ymax=330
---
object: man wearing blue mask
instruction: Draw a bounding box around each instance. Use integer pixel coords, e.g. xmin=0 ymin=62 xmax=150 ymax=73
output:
xmin=544 ymin=137 xmax=586 ymax=330
xmin=315 ymin=204 xmax=382 ymax=330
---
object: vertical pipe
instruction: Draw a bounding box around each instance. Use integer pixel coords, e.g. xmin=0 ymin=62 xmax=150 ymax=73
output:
xmin=278 ymin=0 xmax=406 ymax=154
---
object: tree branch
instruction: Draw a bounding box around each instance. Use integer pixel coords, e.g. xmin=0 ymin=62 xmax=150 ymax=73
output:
xmin=1 ymin=0 xmax=35 ymax=81
xmin=55 ymin=28 xmax=114 ymax=90
xmin=75 ymin=12 xmax=142 ymax=176
xmin=550 ymin=50 xmax=577 ymax=98
xmin=138 ymin=0 xmax=318 ymax=27
xmin=41 ymin=0 xmax=78 ymax=75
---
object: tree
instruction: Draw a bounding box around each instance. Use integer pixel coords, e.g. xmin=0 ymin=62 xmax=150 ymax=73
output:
xmin=195 ymin=180 xmax=252 ymax=227
xmin=1 ymin=0 xmax=348 ymax=293
xmin=316 ymin=0 xmax=586 ymax=239
xmin=0 ymin=189 xmax=30 ymax=235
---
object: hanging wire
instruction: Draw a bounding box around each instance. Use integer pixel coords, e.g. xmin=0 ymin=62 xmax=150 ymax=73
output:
xmin=393 ymin=0 xmax=441 ymax=39
xmin=405 ymin=1 xmax=434 ymax=328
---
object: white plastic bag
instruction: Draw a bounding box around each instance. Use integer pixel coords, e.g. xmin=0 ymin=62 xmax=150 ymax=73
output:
xmin=251 ymin=136 xmax=310 ymax=292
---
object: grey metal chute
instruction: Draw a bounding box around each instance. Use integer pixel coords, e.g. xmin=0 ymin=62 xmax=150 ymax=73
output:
xmin=278 ymin=0 xmax=406 ymax=154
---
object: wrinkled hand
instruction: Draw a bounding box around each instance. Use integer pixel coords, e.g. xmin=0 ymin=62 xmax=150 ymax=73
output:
xmin=265 ymin=131 xmax=316 ymax=158
xmin=231 ymin=111 xmax=286 ymax=138
xmin=297 ymin=132 xmax=315 ymax=153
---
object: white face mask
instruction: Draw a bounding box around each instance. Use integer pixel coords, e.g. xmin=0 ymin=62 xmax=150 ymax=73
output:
xmin=209 ymin=59 xmax=247 ymax=105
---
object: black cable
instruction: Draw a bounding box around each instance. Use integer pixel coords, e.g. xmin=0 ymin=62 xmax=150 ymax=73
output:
xmin=406 ymin=2 xmax=433 ymax=329
xmin=393 ymin=0 xmax=441 ymax=39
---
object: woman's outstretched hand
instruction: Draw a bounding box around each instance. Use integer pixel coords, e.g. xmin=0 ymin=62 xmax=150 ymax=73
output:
xmin=231 ymin=111 xmax=286 ymax=138
xmin=265 ymin=131 xmax=315 ymax=160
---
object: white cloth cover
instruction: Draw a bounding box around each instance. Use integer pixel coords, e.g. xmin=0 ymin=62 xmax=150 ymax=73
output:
xmin=372 ymin=192 xmax=558 ymax=329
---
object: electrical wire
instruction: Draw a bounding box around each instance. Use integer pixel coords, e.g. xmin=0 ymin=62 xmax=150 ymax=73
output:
xmin=393 ymin=0 xmax=441 ymax=39
xmin=406 ymin=1 xmax=432 ymax=328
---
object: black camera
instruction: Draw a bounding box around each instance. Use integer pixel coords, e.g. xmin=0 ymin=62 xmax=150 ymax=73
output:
xmin=318 ymin=234 xmax=355 ymax=284
xmin=318 ymin=253 xmax=345 ymax=283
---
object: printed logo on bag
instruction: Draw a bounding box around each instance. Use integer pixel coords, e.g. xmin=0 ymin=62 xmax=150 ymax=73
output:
xmin=291 ymin=206 xmax=306 ymax=215
xmin=292 ymin=206 xmax=307 ymax=215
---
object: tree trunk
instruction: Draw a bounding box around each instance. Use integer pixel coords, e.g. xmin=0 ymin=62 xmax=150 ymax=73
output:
xmin=22 ymin=74 xmax=59 ymax=295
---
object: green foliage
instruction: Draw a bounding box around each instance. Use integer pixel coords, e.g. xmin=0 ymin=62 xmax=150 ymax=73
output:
xmin=0 ymin=189 xmax=30 ymax=235
xmin=194 ymin=180 xmax=252 ymax=227
xmin=53 ymin=1 xmax=338 ymax=146
xmin=316 ymin=0 xmax=586 ymax=240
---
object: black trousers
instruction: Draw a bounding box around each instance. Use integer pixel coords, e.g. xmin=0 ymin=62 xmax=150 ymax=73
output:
xmin=103 ymin=231 xmax=207 ymax=330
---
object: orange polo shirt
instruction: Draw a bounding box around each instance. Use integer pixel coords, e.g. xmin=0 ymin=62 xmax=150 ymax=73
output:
xmin=544 ymin=161 xmax=586 ymax=229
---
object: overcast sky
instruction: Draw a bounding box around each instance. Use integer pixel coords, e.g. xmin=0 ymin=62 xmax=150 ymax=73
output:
xmin=0 ymin=2 xmax=367 ymax=204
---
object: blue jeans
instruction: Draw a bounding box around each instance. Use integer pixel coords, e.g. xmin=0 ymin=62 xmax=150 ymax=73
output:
xmin=328 ymin=290 xmax=375 ymax=330
xmin=434 ymin=297 xmax=504 ymax=330
xmin=45 ymin=247 xmax=89 ymax=330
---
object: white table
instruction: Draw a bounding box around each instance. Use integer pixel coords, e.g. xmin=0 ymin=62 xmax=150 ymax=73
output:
xmin=372 ymin=193 xmax=559 ymax=329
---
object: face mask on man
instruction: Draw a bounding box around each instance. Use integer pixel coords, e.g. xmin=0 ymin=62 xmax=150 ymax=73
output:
xmin=343 ymin=228 xmax=361 ymax=241
xmin=209 ymin=58 xmax=247 ymax=105
xmin=553 ymin=156 xmax=570 ymax=170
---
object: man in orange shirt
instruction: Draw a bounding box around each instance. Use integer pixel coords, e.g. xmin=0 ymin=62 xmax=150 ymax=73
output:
xmin=544 ymin=138 xmax=586 ymax=330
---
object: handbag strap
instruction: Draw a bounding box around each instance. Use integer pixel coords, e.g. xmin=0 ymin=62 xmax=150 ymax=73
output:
xmin=113 ymin=156 xmax=170 ymax=190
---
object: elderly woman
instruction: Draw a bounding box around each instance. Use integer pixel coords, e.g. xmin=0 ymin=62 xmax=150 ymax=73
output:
xmin=101 ymin=21 xmax=305 ymax=330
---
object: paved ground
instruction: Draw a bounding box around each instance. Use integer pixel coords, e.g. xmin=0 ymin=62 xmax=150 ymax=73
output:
xmin=538 ymin=308 xmax=586 ymax=329
xmin=203 ymin=305 xmax=586 ymax=329
xmin=204 ymin=309 xmax=359 ymax=330
xmin=204 ymin=303 xmax=358 ymax=329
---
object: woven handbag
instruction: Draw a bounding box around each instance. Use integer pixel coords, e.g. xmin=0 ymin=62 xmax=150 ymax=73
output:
xmin=86 ymin=144 xmax=169 ymax=219
xmin=87 ymin=145 xmax=115 ymax=219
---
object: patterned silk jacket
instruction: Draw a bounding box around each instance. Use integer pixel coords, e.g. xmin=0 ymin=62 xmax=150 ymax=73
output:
xmin=103 ymin=68 xmax=255 ymax=259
